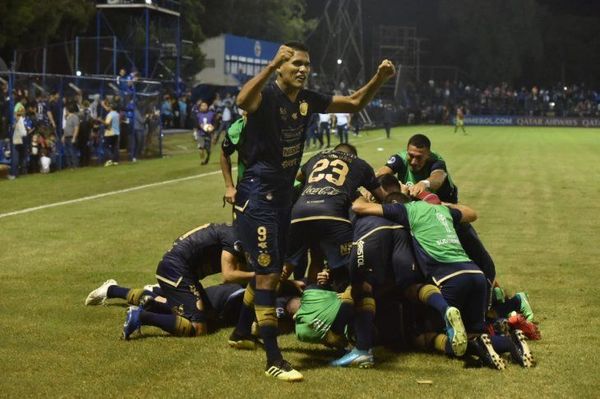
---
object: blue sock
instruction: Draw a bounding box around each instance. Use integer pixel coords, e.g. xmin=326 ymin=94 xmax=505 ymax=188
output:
xmin=427 ymin=293 xmax=449 ymax=318
xmin=254 ymin=288 xmax=281 ymax=364
xmin=355 ymin=297 xmax=375 ymax=351
xmin=140 ymin=311 xmax=177 ymax=334
xmin=490 ymin=335 xmax=513 ymax=354
xmin=107 ymin=285 xmax=130 ymax=299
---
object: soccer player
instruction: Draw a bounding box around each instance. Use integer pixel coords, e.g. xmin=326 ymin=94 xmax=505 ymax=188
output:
xmin=454 ymin=106 xmax=467 ymax=134
xmin=377 ymin=134 xmax=497 ymax=293
xmin=285 ymin=143 xmax=385 ymax=292
xmin=92 ymin=223 xmax=250 ymax=339
xmin=378 ymin=134 xmax=457 ymax=203
xmin=350 ymin=194 xmax=509 ymax=366
xmin=86 ymin=280 xmax=247 ymax=330
xmin=227 ymin=41 xmax=395 ymax=381
xmin=331 ymin=192 xmax=467 ymax=368
xmin=220 ymin=116 xmax=246 ymax=206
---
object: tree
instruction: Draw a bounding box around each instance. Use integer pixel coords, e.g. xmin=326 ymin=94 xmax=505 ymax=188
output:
xmin=198 ymin=0 xmax=317 ymax=42
xmin=0 ymin=0 xmax=94 ymax=65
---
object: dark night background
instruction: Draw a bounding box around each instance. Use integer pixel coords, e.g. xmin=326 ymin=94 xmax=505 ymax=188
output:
xmin=306 ymin=0 xmax=600 ymax=86
xmin=1 ymin=0 xmax=599 ymax=86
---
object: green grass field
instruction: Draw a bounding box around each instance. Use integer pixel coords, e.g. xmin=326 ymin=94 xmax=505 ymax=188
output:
xmin=1 ymin=125 xmax=599 ymax=398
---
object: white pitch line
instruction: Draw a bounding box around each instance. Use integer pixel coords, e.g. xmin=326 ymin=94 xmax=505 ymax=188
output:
xmin=0 ymin=135 xmax=393 ymax=220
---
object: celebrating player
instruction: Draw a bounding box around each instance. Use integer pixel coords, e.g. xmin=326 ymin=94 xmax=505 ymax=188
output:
xmin=227 ymin=41 xmax=395 ymax=381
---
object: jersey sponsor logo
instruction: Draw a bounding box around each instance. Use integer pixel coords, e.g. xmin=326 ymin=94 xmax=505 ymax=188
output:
xmin=299 ymin=101 xmax=308 ymax=116
xmin=356 ymin=239 xmax=365 ymax=268
xmin=436 ymin=237 xmax=461 ymax=246
xmin=309 ymin=318 xmax=331 ymax=334
xmin=387 ymin=156 xmax=396 ymax=165
xmin=281 ymin=158 xmax=301 ymax=168
xmin=282 ymin=143 xmax=302 ymax=157
xmin=301 ymin=186 xmax=342 ymax=196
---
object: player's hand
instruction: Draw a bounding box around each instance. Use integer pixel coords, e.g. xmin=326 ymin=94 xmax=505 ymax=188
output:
xmin=400 ymin=183 xmax=410 ymax=196
xmin=317 ymin=269 xmax=330 ymax=286
xmin=223 ymin=186 xmax=236 ymax=205
xmin=409 ymin=181 xmax=428 ymax=197
xmin=271 ymin=45 xmax=295 ymax=68
xmin=376 ymin=59 xmax=396 ymax=81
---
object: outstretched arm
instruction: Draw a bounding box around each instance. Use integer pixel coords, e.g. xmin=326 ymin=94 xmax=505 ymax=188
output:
xmin=409 ymin=169 xmax=448 ymax=197
xmin=443 ymin=202 xmax=478 ymax=223
xmin=326 ymin=60 xmax=395 ymax=113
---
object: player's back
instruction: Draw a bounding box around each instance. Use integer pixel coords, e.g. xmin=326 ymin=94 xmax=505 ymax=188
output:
xmin=166 ymin=223 xmax=236 ymax=278
xmin=292 ymin=150 xmax=378 ymax=221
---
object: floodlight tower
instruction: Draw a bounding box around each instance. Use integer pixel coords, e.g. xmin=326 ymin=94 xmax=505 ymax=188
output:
xmin=311 ymin=0 xmax=365 ymax=93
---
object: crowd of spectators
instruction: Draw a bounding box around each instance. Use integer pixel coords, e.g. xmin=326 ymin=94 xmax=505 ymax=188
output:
xmin=394 ymin=80 xmax=600 ymax=124
xmin=1 ymin=74 xmax=162 ymax=180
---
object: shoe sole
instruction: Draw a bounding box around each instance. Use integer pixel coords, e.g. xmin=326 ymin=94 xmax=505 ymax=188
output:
xmin=228 ymin=339 xmax=257 ymax=350
xmin=446 ymin=307 xmax=468 ymax=357
xmin=479 ymin=335 xmax=506 ymax=370
xmin=513 ymin=330 xmax=535 ymax=368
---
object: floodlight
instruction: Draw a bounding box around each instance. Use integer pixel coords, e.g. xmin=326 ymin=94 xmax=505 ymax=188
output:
xmin=337 ymin=59 xmax=343 ymax=65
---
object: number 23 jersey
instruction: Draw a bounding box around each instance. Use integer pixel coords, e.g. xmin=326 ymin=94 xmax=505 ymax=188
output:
xmin=292 ymin=150 xmax=379 ymax=222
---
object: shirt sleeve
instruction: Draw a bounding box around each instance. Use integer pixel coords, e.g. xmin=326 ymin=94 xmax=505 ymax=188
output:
xmin=385 ymin=154 xmax=405 ymax=174
xmin=361 ymin=161 xmax=380 ymax=191
xmin=306 ymin=90 xmax=333 ymax=114
xmin=449 ymin=208 xmax=463 ymax=226
xmin=221 ymin=134 xmax=236 ymax=156
xmin=382 ymin=203 xmax=409 ymax=226
xmin=430 ymin=159 xmax=448 ymax=173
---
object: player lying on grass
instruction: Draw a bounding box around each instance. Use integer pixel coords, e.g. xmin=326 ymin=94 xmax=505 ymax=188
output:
xmin=351 ymin=193 xmax=536 ymax=369
xmin=87 ymin=223 xmax=252 ymax=338
xmin=86 ymin=280 xmax=247 ymax=331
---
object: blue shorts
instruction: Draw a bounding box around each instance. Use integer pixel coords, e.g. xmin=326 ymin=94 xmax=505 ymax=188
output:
xmin=155 ymin=258 xmax=210 ymax=323
xmin=286 ymin=219 xmax=353 ymax=270
xmin=234 ymin=198 xmax=291 ymax=275
xmin=435 ymin=266 xmax=487 ymax=333
xmin=350 ymin=228 xmax=423 ymax=292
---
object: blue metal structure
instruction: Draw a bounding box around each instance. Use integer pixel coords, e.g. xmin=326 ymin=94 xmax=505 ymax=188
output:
xmin=95 ymin=0 xmax=182 ymax=94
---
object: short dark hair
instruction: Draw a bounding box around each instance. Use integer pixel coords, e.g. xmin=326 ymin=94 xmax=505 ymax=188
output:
xmin=377 ymin=174 xmax=401 ymax=193
xmin=383 ymin=192 xmax=410 ymax=204
xmin=334 ymin=143 xmax=357 ymax=155
xmin=283 ymin=41 xmax=309 ymax=53
xmin=408 ymin=134 xmax=431 ymax=149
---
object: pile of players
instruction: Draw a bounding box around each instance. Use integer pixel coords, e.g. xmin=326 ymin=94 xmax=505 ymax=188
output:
xmin=85 ymin=42 xmax=539 ymax=383
xmin=86 ymin=132 xmax=540 ymax=375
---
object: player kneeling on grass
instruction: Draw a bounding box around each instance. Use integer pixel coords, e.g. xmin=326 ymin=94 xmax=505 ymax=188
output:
xmin=86 ymin=223 xmax=253 ymax=339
